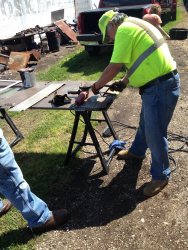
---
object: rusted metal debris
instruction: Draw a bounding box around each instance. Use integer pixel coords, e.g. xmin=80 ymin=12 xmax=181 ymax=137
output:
xmin=8 ymin=52 xmax=30 ymax=70
xmin=0 ymin=53 xmax=9 ymax=65
xmin=8 ymin=50 xmax=40 ymax=70
xmin=55 ymin=19 xmax=78 ymax=44
xmin=15 ymin=25 xmax=45 ymax=37
xmin=0 ymin=19 xmax=78 ymax=72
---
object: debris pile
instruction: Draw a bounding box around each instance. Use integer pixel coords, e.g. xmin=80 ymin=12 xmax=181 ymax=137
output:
xmin=0 ymin=19 xmax=78 ymax=71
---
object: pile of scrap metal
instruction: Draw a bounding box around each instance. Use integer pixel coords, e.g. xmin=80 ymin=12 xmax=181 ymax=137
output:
xmin=0 ymin=47 xmax=41 ymax=72
xmin=0 ymin=19 xmax=78 ymax=71
xmin=15 ymin=25 xmax=45 ymax=37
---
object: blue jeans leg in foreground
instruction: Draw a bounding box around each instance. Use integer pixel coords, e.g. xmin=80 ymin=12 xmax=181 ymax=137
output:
xmin=130 ymin=73 xmax=180 ymax=180
xmin=0 ymin=198 xmax=4 ymax=210
xmin=0 ymin=133 xmax=52 ymax=227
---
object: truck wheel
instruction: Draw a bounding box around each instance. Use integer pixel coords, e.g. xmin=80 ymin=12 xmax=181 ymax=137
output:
xmin=85 ymin=46 xmax=101 ymax=56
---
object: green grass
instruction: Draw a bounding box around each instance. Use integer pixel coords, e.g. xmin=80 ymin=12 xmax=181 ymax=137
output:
xmin=37 ymin=47 xmax=125 ymax=81
xmin=0 ymin=1 xmax=187 ymax=248
xmin=163 ymin=0 xmax=185 ymax=31
xmin=0 ymin=109 xmax=83 ymax=249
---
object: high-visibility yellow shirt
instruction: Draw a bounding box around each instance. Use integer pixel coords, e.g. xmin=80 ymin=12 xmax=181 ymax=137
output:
xmin=110 ymin=18 xmax=176 ymax=87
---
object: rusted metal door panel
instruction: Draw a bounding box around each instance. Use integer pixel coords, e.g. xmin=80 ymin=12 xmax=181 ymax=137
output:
xmin=55 ymin=19 xmax=78 ymax=43
xmin=8 ymin=52 xmax=30 ymax=70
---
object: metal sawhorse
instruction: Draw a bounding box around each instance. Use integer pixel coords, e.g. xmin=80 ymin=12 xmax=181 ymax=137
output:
xmin=0 ymin=108 xmax=24 ymax=147
xmin=63 ymin=110 xmax=118 ymax=174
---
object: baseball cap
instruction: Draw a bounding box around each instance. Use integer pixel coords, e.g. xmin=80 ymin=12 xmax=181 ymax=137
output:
xmin=98 ymin=10 xmax=118 ymax=42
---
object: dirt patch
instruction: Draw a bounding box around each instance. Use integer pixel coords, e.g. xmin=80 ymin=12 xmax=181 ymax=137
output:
xmin=0 ymin=45 xmax=78 ymax=80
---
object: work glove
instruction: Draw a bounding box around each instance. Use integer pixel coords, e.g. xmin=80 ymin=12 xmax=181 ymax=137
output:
xmin=109 ymin=80 xmax=126 ymax=92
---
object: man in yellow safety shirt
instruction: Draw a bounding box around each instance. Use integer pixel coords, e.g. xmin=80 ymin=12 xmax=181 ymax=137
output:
xmin=91 ymin=10 xmax=180 ymax=197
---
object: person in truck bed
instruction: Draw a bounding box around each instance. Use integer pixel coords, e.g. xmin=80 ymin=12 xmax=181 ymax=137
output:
xmin=143 ymin=4 xmax=170 ymax=39
xmin=91 ymin=10 xmax=180 ymax=197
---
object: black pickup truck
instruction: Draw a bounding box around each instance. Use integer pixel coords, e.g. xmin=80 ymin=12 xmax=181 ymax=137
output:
xmin=76 ymin=0 xmax=176 ymax=55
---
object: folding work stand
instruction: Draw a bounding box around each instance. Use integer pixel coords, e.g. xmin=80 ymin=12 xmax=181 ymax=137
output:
xmin=27 ymin=82 xmax=119 ymax=174
xmin=0 ymin=108 xmax=24 ymax=147
xmin=63 ymin=110 xmax=118 ymax=174
xmin=0 ymin=80 xmax=24 ymax=147
xmin=6 ymin=80 xmax=118 ymax=174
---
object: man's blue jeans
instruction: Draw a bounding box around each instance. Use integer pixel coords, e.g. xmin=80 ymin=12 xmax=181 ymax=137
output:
xmin=0 ymin=131 xmax=52 ymax=227
xmin=130 ymin=73 xmax=180 ymax=180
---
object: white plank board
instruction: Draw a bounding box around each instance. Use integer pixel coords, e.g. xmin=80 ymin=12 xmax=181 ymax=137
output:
xmin=9 ymin=83 xmax=64 ymax=112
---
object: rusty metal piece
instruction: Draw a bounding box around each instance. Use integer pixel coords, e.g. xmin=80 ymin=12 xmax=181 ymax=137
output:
xmin=55 ymin=19 xmax=78 ymax=43
xmin=0 ymin=54 xmax=9 ymax=65
xmin=8 ymin=52 xmax=30 ymax=70
xmin=29 ymin=50 xmax=41 ymax=61
xmin=8 ymin=50 xmax=40 ymax=70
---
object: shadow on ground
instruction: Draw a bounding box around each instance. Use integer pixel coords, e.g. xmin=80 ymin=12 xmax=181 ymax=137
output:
xmin=63 ymin=156 xmax=148 ymax=230
xmin=0 ymin=150 xmax=149 ymax=247
xmin=0 ymin=228 xmax=33 ymax=248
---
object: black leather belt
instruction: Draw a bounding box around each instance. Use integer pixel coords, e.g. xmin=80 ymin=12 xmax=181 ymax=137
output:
xmin=139 ymin=69 xmax=178 ymax=94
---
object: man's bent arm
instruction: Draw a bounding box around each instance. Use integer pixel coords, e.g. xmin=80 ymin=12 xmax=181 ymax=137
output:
xmin=93 ymin=63 xmax=123 ymax=90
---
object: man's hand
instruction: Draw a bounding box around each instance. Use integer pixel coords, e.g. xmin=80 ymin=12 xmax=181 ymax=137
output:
xmin=109 ymin=80 xmax=126 ymax=92
xmin=91 ymin=83 xmax=100 ymax=95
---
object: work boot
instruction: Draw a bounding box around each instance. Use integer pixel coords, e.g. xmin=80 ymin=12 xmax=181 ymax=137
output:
xmin=143 ymin=179 xmax=169 ymax=197
xmin=31 ymin=209 xmax=70 ymax=234
xmin=0 ymin=200 xmax=13 ymax=218
xmin=117 ymin=149 xmax=145 ymax=160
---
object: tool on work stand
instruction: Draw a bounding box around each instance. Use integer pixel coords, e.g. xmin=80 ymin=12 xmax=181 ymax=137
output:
xmin=49 ymin=91 xmax=71 ymax=106
xmin=68 ymin=86 xmax=90 ymax=106
xmin=68 ymin=83 xmax=118 ymax=106
xmin=75 ymin=91 xmax=89 ymax=106
xmin=68 ymin=85 xmax=91 ymax=95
